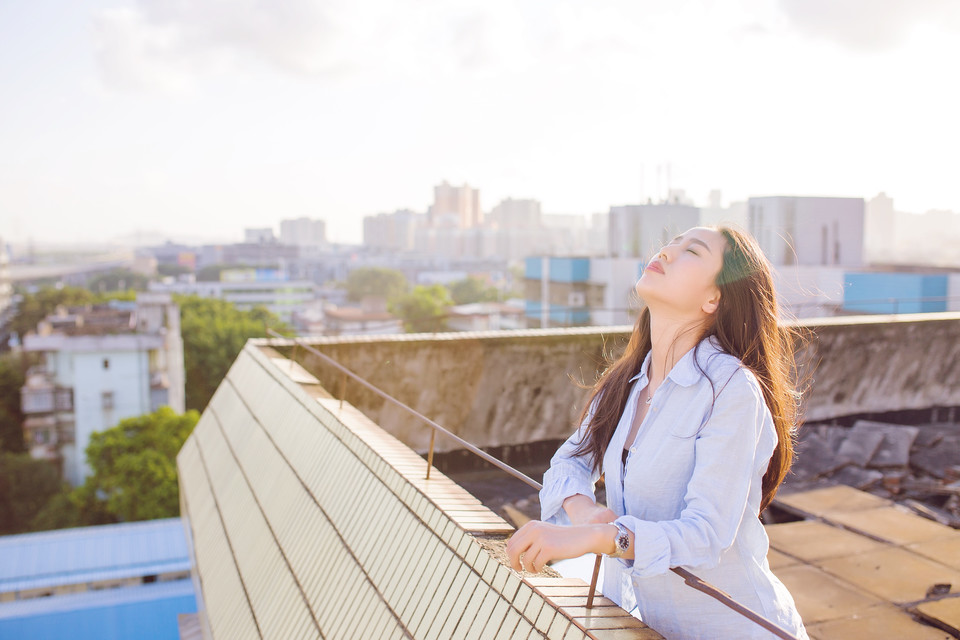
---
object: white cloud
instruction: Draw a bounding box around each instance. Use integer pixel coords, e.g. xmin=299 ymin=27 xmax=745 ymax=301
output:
xmin=91 ymin=0 xmax=676 ymax=91
xmin=778 ymin=0 xmax=960 ymax=51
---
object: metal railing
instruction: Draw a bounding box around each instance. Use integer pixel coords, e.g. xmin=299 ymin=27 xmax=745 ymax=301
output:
xmin=268 ymin=330 xmax=801 ymax=640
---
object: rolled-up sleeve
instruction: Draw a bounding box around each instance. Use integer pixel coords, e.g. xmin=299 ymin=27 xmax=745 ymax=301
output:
xmin=616 ymin=369 xmax=769 ymax=578
xmin=539 ymin=399 xmax=601 ymax=526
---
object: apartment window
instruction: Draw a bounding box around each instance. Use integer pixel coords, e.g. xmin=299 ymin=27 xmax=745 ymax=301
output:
xmin=102 ymin=358 xmax=110 ymax=370
xmin=101 ymin=391 xmax=115 ymax=411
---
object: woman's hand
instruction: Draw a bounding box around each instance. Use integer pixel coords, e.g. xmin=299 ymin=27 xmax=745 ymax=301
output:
xmin=563 ymin=494 xmax=617 ymax=526
xmin=506 ymin=520 xmax=612 ymax=574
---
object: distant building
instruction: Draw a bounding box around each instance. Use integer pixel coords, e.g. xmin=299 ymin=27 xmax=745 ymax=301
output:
xmin=243 ymin=227 xmax=275 ymax=244
xmin=843 ymin=270 xmax=960 ymax=314
xmin=608 ymin=203 xmax=700 ymax=258
xmin=363 ymin=209 xmax=422 ymax=252
xmin=321 ymin=306 xmax=403 ymax=336
xmin=864 ymin=192 xmax=897 ymax=262
xmin=524 ymin=257 xmax=599 ymax=326
xmin=217 ymin=242 xmax=298 ymax=266
xmin=447 ymin=302 xmax=526 ymax=331
xmin=0 ymin=519 xmax=196 ymax=640
xmin=20 ymin=294 xmax=185 ymax=486
xmin=488 ymin=198 xmax=541 ymax=229
xmin=428 ymin=181 xmax=481 ymax=228
xmin=279 ymin=217 xmax=327 ymax=247
xmin=149 ymin=269 xmax=316 ymax=325
xmin=748 ymin=196 xmax=865 ymax=267
xmin=523 ymin=256 xmax=646 ymax=327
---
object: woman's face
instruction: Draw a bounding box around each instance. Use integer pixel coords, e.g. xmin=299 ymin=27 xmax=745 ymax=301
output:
xmin=635 ymin=227 xmax=727 ymax=316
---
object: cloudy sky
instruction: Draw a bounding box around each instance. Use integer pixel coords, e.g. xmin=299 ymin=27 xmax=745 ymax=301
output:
xmin=1 ymin=0 xmax=958 ymax=245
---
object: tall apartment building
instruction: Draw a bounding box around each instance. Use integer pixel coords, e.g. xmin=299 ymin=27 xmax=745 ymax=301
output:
xmin=428 ymin=181 xmax=481 ymax=228
xmin=280 ymin=217 xmax=327 ymax=247
xmin=20 ymin=293 xmax=185 ymax=486
xmin=488 ymin=198 xmax=541 ymax=229
xmin=243 ymin=227 xmax=275 ymax=244
xmin=747 ymin=196 xmax=865 ymax=267
xmin=363 ymin=209 xmax=422 ymax=252
xmin=608 ymin=203 xmax=700 ymax=258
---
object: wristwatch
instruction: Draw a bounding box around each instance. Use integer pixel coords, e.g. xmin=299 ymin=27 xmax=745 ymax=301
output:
xmin=608 ymin=523 xmax=631 ymax=558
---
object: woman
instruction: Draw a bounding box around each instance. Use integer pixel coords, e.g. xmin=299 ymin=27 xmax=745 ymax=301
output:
xmin=506 ymin=226 xmax=808 ymax=639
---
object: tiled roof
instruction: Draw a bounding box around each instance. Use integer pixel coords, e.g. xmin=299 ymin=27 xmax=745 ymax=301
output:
xmin=771 ymin=485 xmax=960 ymax=639
xmin=178 ymin=342 xmax=663 ymax=639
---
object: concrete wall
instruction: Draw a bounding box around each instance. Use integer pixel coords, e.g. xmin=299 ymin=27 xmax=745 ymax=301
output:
xmin=273 ymin=313 xmax=960 ymax=453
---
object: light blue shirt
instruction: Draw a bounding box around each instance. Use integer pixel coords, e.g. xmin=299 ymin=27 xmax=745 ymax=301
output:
xmin=540 ymin=335 xmax=808 ymax=640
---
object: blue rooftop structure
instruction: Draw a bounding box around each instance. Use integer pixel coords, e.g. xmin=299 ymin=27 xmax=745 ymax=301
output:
xmin=0 ymin=518 xmax=196 ymax=640
xmin=0 ymin=579 xmax=196 ymax=640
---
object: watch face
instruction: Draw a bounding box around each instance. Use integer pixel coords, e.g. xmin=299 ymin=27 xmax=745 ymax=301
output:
xmin=616 ymin=532 xmax=630 ymax=551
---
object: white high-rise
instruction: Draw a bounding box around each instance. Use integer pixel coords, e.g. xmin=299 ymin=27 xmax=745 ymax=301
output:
xmin=747 ymin=196 xmax=864 ymax=267
xmin=280 ymin=217 xmax=327 ymax=247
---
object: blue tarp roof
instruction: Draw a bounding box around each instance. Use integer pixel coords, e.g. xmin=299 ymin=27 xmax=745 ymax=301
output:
xmin=0 ymin=578 xmax=196 ymax=640
xmin=0 ymin=518 xmax=190 ymax=594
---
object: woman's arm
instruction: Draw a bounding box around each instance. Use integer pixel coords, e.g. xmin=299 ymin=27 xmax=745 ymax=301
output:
xmin=539 ymin=397 xmax=605 ymax=525
xmin=506 ymin=520 xmax=633 ymax=573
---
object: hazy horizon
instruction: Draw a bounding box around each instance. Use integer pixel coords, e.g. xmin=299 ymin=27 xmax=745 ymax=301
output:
xmin=3 ymin=0 xmax=959 ymax=246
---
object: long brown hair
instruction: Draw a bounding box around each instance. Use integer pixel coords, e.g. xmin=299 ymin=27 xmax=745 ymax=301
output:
xmin=572 ymin=226 xmax=801 ymax=513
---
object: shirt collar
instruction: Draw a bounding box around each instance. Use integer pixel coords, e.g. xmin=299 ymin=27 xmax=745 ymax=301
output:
xmin=627 ymin=335 xmax=724 ymax=387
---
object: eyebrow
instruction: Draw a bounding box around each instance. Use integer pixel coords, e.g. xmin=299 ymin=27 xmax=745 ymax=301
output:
xmin=670 ymin=235 xmax=713 ymax=254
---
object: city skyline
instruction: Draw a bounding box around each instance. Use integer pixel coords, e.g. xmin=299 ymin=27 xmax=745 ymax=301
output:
xmin=2 ymin=1 xmax=959 ymax=246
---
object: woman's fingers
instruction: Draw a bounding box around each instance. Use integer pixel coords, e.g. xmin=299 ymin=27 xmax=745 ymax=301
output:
xmin=507 ymin=522 xmax=536 ymax=571
xmin=507 ymin=521 xmax=552 ymax=573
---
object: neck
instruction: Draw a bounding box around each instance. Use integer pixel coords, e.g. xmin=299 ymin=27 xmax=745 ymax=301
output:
xmin=646 ymin=310 xmax=707 ymax=388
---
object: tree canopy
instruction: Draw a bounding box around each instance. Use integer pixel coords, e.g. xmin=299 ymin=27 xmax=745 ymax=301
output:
xmin=388 ymin=284 xmax=453 ymax=333
xmin=0 ymin=354 xmax=26 ymax=453
xmin=10 ymin=285 xmax=97 ymax=339
xmin=448 ymin=276 xmax=500 ymax=305
xmin=72 ymin=407 xmax=199 ymax=523
xmin=177 ymin=295 xmax=291 ymax=411
xmin=0 ymin=452 xmax=64 ymax=534
xmin=344 ymin=267 xmax=407 ymax=302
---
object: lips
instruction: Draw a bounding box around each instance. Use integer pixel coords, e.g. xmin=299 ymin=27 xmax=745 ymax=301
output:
xmin=645 ymin=261 xmax=664 ymax=274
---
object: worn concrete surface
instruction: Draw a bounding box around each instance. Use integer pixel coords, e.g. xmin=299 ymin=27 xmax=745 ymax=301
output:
xmin=266 ymin=312 xmax=960 ymax=454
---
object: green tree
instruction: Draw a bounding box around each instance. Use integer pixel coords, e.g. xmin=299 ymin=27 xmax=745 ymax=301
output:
xmin=448 ymin=276 xmax=500 ymax=305
xmin=177 ymin=296 xmax=291 ymax=411
xmin=0 ymin=452 xmax=63 ymax=534
xmin=86 ymin=268 xmax=149 ymax=294
xmin=10 ymin=286 xmax=97 ymax=339
xmin=388 ymin=284 xmax=453 ymax=333
xmin=344 ymin=267 xmax=407 ymax=303
xmin=72 ymin=407 xmax=199 ymax=523
xmin=0 ymin=354 xmax=27 ymax=453
xmin=29 ymin=490 xmax=82 ymax=531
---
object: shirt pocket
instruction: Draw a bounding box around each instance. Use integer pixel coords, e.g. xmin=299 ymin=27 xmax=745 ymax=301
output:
xmin=666 ymin=399 xmax=708 ymax=439
xmin=668 ymin=420 xmax=702 ymax=439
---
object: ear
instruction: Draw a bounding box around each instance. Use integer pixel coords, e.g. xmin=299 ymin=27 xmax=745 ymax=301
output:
xmin=702 ymin=287 xmax=721 ymax=315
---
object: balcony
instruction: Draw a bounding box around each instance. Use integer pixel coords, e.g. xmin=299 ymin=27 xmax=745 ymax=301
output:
xmin=21 ymin=387 xmax=73 ymax=414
